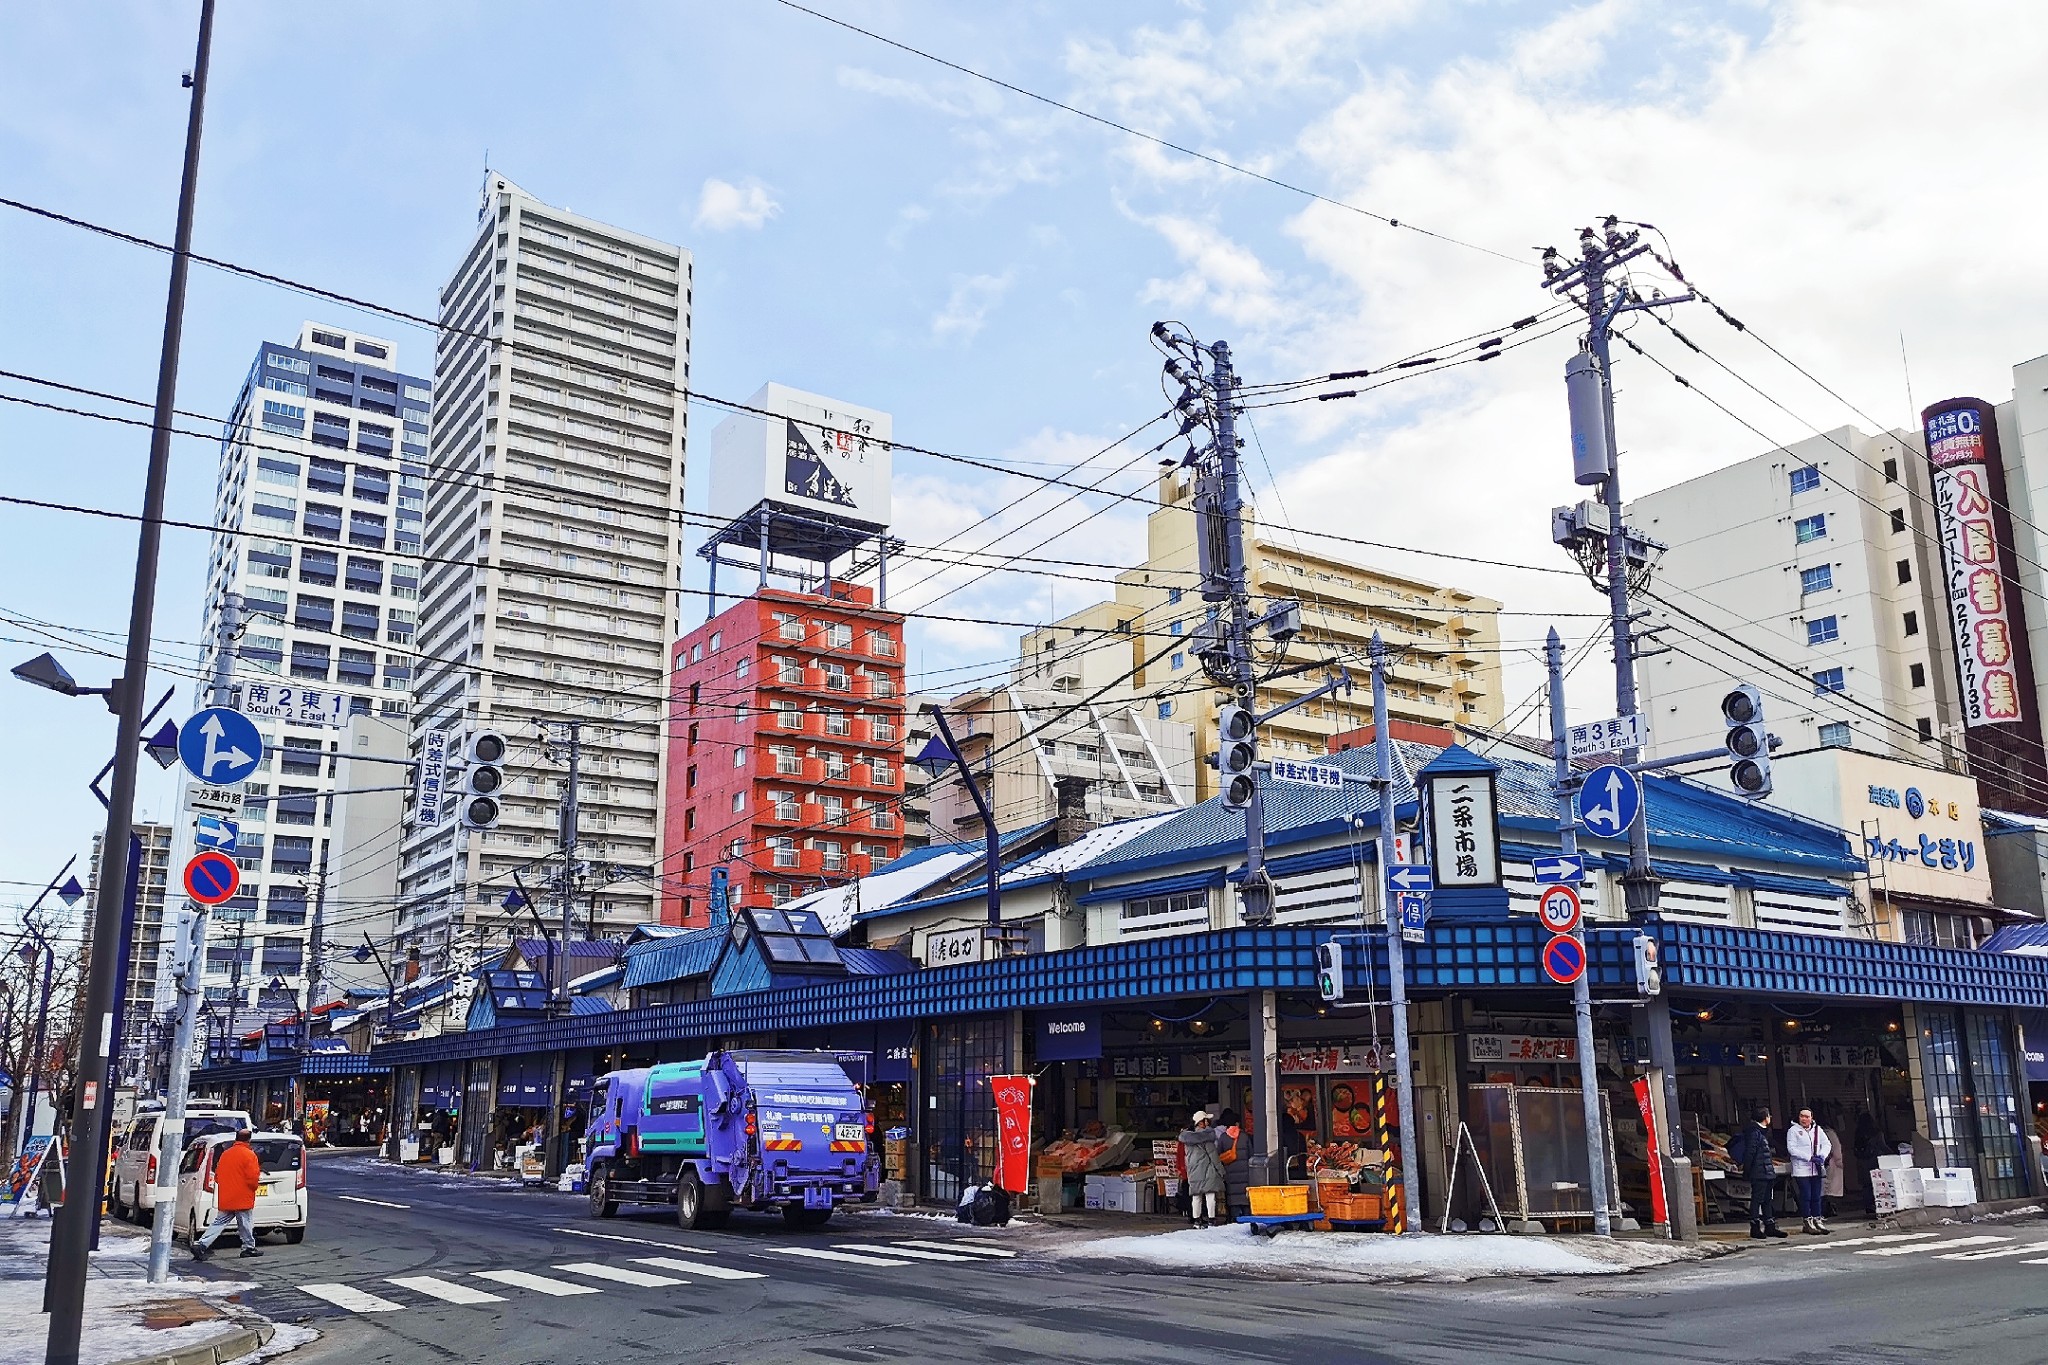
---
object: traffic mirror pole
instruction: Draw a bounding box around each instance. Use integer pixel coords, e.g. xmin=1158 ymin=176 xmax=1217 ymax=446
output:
xmin=46 ymin=5 xmax=215 ymax=1352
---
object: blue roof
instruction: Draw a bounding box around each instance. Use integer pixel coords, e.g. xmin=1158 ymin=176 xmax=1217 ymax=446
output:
xmin=569 ymin=994 xmax=613 ymax=1017
xmin=840 ymin=946 xmax=919 ymax=977
xmin=621 ymin=926 xmax=727 ymax=990
xmin=1071 ymin=738 xmax=1861 ymax=886
xmin=1984 ymin=922 xmax=2048 ymax=954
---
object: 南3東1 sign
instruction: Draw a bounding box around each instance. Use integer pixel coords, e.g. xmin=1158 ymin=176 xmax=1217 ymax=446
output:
xmin=1564 ymin=713 xmax=1648 ymax=760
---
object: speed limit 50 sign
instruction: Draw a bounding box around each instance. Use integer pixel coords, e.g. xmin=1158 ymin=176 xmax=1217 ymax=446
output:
xmin=1536 ymin=884 xmax=1582 ymax=935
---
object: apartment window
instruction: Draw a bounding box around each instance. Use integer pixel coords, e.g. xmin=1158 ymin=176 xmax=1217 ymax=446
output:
xmin=820 ymin=796 xmax=846 ymax=825
xmin=735 ymin=657 xmax=749 ymax=681
xmin=823 ymin=710 xmax=849 ymax=737
xmin=339 ymin=602 xmax=379 ymax=640
xmin=311 ymin=330 xmax=346 ymax=349
xmin=337 ymin=648 xmax=375 ymax=685
xmin=1903 ymin=610 xmax=1919 ymax=637
xmin=731 ymin=791 xmax=745 ymax=813
xmin=1896 ymin=559 xmax=1912 ymax=585
xmin=1812 ymin=667 xmax=1846 ymax=694
xmin=1917 ymin=717 xmax=1935 ymax=741
xmin=686 ymin=764 xmax=697 ymax=792
xmin=1171 ymin=653 xmax=1185 ymax=670
xmin=1158 ymin=701 xmax=1174 ymax=719
xmin=1167 ymin=586 xmax=1183 ymax=604
xmin=1788 ymin=465 xmax=1821 ymax=495
xmin=871 ymin=718 xmax=897 ymax=744
xmin=1800 ymin=565 xmax=1833 ymax=596
xmin=1910 ymin=662 xmax=1927 ymax=688
xmin=1889 ymin=508 xmax=1907 ymax=534
xmin=260 ymin=400 xmax=305 ymax=434
xmin=770 ymin=837 xmax=798 ymax=869
xmin=822 ymin=664 xmax=850 ymax=693
xmin=1817 ymin=721 xmax=1852 ymax=747
xmin=344 ymin=556 xmax=382 ymax=593
xmin=1883 ymin=457 xmax=1899 ymax=483
xmin=709 ymin=631 xmax=722 ymax=652
xmin=1170 ymin=620 xmax=1184 ymax=636
xmin=774 ymin=612 xmax=803 ymax=641
xmin=822 ymin=753 xmax=848 ymax=781
xmin=691 ymin=643 xmax=702 ymax=664
xmin=870 ymin=632 xmax=897 ymax=657
xmin=826 ymin=623 xmax=853 ymax=649
xmin=1806 ymin=615 xmax=1839 ymax=646
xmin=773 ymin=700 xmax=803 ymax=730
xmin=266 ymin=353 xmax=310 ymax=375
xmin=1793 ymin=514 xmax=1827 ymax=543
xmin=349 ymin=511 xmax=387 ymax=547
xmin=819 ymin=840 xmax=845 ymax=873
xmin=775 ymin=656 xmax=803 ymax=685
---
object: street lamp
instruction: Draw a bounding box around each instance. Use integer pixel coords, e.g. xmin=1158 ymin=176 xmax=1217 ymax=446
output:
xmin=911 ymin=705 xmax=1004 ymax=929
xmin=10 ymin=652 xmax=122 ymax=714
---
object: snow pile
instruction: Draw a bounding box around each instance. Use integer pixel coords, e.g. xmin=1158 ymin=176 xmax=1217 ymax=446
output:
xmin=1051 ymin=1225 xmax=1708 ymax=1283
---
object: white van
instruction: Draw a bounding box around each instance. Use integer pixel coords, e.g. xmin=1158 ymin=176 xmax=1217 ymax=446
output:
xmin=175 ymin=1130 xmax=308 ymax=1246
xmin=110 ymin=1106 xmax=253 ymax=1222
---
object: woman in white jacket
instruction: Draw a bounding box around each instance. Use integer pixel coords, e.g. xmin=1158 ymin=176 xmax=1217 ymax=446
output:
xmin=1786 ymin=1108 xmax=1834 ymax=1234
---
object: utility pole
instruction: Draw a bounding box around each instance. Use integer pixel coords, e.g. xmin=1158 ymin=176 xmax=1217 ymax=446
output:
xmin=48 ymin=4 xmax=214 ymax=1353
xmin=1547 ymin=628 xmax=1612 ymax=1237
xmin=303 ymin=845 xmax=328 ymax=1054
xmin=146 ymin=906 xmax=207 ymax=1283
xmin=551 ymin=722 xmax=582 ymax=1010
xmin=1369 ymin=635 xmax=1421 ymax=1233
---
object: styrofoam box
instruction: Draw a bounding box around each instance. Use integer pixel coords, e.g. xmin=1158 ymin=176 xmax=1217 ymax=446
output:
xmin=1877 ymin=1154 xmax=1914 ymax=1170
xmin=1892 ymin=1168 xmax=1928 ymax=1195
xmin=1083 ymin=1187 xmax=1105 ymax=1210
xmin=1894 ymin=1187 xmax=1925 ymax=1210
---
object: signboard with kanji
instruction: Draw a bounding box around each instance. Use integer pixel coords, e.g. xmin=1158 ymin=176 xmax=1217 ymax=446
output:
xmin=1424 ymin=770 xmax=1502 ymax=888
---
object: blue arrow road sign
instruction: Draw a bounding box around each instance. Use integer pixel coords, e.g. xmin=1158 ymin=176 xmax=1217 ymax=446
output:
xmin=1531 ymin=853 xmax=1585 ymax=885
xmin=193 ymin=815 xmax=239 ymax=854
xmin=1576 ymin=764 xmax=1642 ymax=840
xmin=178 ymin=707 xmax=264 ymax=786
xmin=1386 ymin=864 xmax=1434 ymax=893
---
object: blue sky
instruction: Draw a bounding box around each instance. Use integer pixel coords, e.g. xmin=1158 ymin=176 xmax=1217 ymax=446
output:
xmin=4 ymin=0 xmax=2044 ymax=921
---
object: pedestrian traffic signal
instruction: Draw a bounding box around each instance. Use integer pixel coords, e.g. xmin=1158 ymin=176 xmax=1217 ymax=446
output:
xmin=460 ymin=730 xmax=507 ymax=830
xmin=1217 ymin=704 xmax=1257 ymax=811
xmin=1721 ymin=685 xmax=1772 ymax=799
xmin=1632 ymin=933 xmax=1661 ymax=997
xmin=1316 ymin=940 xmax=1345 ymax=1003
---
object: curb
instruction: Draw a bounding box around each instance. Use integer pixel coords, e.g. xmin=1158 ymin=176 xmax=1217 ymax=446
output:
xmin=106 ymin=1318 xmax=276 ymax=1365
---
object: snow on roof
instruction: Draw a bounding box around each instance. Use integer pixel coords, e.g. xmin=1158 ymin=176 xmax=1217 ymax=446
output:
xmin=784 ymin=846 xmax=985 ymax=938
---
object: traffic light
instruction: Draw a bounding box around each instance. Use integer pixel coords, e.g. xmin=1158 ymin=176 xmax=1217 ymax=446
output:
xmin=1632 ymin=934 xmax=1661 ymax=997
xmin=1317 ymin=940 xmax=1345 ymax=1003
xmin=460 ymin=730 xmax=507 ymax=830
xmin=1721 ymin=684 xmax=1772 ymax=799
xmin=1217 ymin=703 xmax=1257 ymax=811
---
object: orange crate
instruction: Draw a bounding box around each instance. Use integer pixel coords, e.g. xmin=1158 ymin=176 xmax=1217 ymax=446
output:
xmin=1248 ymin=1185 xmax=1309 ymax=1216
xmin=1322 ymin=1192 xmax=1384 ymax=1223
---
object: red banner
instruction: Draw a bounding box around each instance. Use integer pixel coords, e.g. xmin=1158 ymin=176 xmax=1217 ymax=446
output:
xmin=989 ymin=1075 xmax=1034 ymax=1193
xmin=1633 ymin=1077 xmax=1667 ymax=1226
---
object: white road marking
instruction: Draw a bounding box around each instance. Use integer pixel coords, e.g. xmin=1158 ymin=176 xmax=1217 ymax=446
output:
xmin=633 ymin=1257 xmax=767 ymax=1281
xmin=334 ymin=1194 xmax=411 ymax=1210
xmin=296 ymin=1283 xmax=405 ymax=1313
xmin=1858 ymin=1235 xmax=2012 ymax=1257
xmin=1794 ymin=1232 xmax=1939 ymax=1251
xmin=833 ymin=1242 xmax=977 ymax=1262
xmin=1937 ymin=1244 xmax=2048 ymax=1262
xmin=897 ymin=1238 xmax=1018 ymax=1259
xmin=475 ymin=1269 xmax=603 ymax=1296
xmin=764 ymin=1246 xmax=912 ymax=1267
xmin=386 ymin=1276 xmax=505 ymax=1305
xmin=556 ymin=1261 xmax=686 ymax=1287
xmin=552 ymin=1227 xmax=718 ymax=1253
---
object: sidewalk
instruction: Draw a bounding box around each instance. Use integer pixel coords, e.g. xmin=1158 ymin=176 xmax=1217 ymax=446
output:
xmin=0 ymin=1217 xmax=291 ymax=1365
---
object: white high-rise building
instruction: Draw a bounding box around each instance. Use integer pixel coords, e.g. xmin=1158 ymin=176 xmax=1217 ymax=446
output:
xmin=194 ymin=322 xmax=430 ymax=1019
xmin=398 ymin=175 xmax=692 ymax=960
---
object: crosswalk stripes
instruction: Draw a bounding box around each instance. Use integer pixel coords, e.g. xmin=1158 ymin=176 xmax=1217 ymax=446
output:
xmin=763 ymin=1246 xmax=914 ymax=1267
xmin=1792 ymin=1232 xmax=1939 ymax=1251
xmin=297 ymin=1284 xmax=405 ymax=1313
xmin=897 ymin=1239 xmax=1017 ymax=1259
xmin=555 ymin=1261 xmax=686 ymax=1287
xmin=631 ymin=1256 xmax=767 ymax=1281
xmin=385 ymin=1276 xmax=506 ymax=1305
xmin=1936 ymin=1244 xmax=2047 ymax=1262
xmin=552 ymin=1227 xmax=719 ymax=1253
xmin=834 ymin=1242 xmax=979 ymax=1262
xmin=475 ymin=1268 xmax=604 ymax=1296
xmin=1857 ymin=1235 xmax=2011 ymax=1257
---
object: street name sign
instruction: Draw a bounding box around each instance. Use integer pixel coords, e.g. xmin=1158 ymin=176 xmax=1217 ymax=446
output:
xmin=1565 ymin=713 xmax=1649 ymax=759
xmin=235 ymin=682 xmax=347 ymax=728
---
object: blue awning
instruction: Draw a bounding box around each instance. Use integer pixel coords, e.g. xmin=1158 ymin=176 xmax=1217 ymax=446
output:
xmin=1602 ymin=854 xmax=1737 ymax=886
xmin=1075 ymin=868 xmax=1224 ymax=906
xmin=1736 ymin=871 xmax=1852 ymax=899
xmin=1231 ymin=841 xmax=1370 ymax=883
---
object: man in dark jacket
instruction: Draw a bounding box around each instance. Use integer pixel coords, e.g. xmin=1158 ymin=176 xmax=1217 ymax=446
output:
xmin=1728 ymin=1106 xmax=1786 ymax=1239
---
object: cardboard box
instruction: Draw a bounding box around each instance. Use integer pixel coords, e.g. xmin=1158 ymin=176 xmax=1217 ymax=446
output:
xmin=1876 ymin=1154 xmax=1914 ymax=1170
xmin=1870 ymin=1170 xmax=1899 ymax=1216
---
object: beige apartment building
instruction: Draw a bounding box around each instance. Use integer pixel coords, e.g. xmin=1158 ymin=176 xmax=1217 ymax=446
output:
xmin=1017 ymin=467 xmax=1506 ymax=800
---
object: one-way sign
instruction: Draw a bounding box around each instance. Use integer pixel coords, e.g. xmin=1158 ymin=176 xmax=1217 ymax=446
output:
xmin=1531 ymin=853 xmax=1584 ymax=885
xmin=193 ymin=815 xmax=239 ymax=854
xmin=1386 ymin=864 xmax=1434 ymax=893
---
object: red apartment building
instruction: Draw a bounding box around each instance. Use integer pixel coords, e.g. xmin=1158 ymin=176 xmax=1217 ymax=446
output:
xmin=662 ymin=583 xmax=907 ymax=926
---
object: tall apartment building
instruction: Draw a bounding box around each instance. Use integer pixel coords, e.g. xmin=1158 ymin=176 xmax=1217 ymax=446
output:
xmin=194 ymin=322 xmax=430 ymax=1016
xmin=90 ymin=822 xmax=171 ymax=1076
xmin=1632 ymin=427 xmax=1951 ymax=767
xmin=400 ymin=176 xmax=692 ymax=958
xmin=661 ymin=584 xmax=906 ymax=925
xmin=1019 ymin=468 xmax=1506 ymax=800
xmin=922 ymin=684 xmax=1194 ymax=841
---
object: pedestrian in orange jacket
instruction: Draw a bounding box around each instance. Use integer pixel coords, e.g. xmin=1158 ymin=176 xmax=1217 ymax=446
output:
xmin=191 ymin=1130 xmax=264 ymax=1260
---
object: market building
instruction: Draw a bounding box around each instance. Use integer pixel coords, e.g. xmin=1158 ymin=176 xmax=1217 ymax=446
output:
xmin=194 ymin=730 xmax=2048 ymax=1228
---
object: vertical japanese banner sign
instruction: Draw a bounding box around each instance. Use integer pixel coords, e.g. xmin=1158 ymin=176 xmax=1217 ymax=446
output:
xmin=1924 ymin=399 xmax=2025 ymax=728
xmin=415 ymin=728 xmax=447 ymax=827
xmin=1633 ymin=1077 xmax=1668 ymax=1226
xmin=989 ymin=1076 xmax=1033 ymax=1193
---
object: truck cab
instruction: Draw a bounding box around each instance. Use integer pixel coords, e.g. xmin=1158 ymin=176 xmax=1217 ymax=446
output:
xmin=585 ymin=1050 xmax=876 ymax=1229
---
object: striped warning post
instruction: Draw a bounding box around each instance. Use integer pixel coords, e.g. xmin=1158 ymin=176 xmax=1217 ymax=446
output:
xmin=1372 ymin=1074 xmax=1405 ymax=1235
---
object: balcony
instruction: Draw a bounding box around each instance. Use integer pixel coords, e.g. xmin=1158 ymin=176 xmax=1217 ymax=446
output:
xmin=769 ymin=709 xmax=806 ymax=733
xmin=870 ymin=721 xmax=898 ymax=745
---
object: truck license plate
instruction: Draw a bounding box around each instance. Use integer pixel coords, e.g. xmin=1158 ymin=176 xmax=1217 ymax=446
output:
xmin=804 ymin=1187 xmax=832 ymax=1210
xmin=834 ymin=1123 xmax=865 ymax=1142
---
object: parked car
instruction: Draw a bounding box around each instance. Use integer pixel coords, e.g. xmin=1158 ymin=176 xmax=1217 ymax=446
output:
xmin=110 ymin=1105 xmax=253 ymax=1224
xmin=175 ymin=1130 xmax=307 ymax=1245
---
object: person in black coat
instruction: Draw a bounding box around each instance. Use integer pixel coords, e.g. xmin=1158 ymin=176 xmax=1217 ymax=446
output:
xmin=1727 ymin=1106 xmax=1786 ymax=1239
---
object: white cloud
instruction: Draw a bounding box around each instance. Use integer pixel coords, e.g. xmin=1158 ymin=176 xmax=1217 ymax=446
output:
xmin=1132 ymin=210 xmax=1286 ymax=331
xmin=930 ymin=270 xmax=1017 ymax=344
xmin=692 ymin=177 xmax=780 ymax=231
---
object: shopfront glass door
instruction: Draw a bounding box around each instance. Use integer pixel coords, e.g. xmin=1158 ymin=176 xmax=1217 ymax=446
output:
xmin=923 ymin=1018 xmax=1008 ymax=1205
